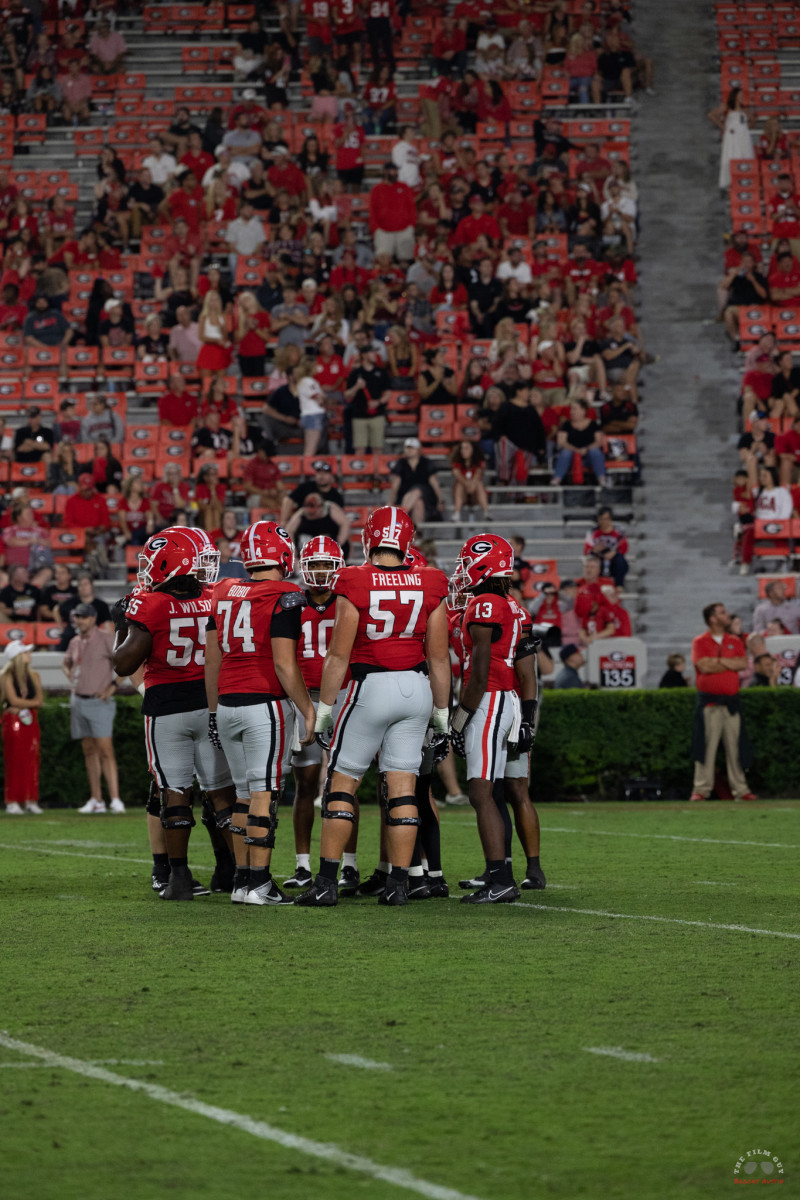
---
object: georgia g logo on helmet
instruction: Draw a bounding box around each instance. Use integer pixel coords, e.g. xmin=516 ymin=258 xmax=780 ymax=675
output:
xmin=468 ymin=539 xmax=494 ymax=555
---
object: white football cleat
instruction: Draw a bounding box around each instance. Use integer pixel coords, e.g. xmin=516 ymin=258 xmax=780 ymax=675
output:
xmin=24 ymin=802 xmax=43 ymax=814
xmin=109 ymin=798 xmax=126 ymax=814
xmin=77 ymin=798 xmax=107 ymax=814
xmin=5 ymin=802 xmax=24 ymax=815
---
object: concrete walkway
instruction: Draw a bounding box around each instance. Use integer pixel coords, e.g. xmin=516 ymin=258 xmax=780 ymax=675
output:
xmin=632 ymin=0 xmax=756 ymax=679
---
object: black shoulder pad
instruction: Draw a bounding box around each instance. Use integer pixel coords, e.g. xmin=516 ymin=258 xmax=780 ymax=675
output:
xmin=280 ymin=590 xmax=305 ymax=610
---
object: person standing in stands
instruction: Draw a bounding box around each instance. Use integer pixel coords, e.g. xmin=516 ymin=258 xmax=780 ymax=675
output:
xmin=690 ymin=602 xmax=757 ymax=802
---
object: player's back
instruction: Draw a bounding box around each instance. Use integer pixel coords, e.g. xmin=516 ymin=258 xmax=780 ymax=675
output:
xmin=334 ymin=561 xmax=448 ymax=675
xmin=210 ymin=576 xmax=303 ymax=698
xmin=462 ymin=591 xmax=524 ymax=692
xmin=125 ymin=586 xmax=212 ymax=715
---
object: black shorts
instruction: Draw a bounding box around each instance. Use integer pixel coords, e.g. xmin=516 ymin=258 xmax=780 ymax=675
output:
xmin=337 ymin=166 xmax=364 ymax=186
xmin=335 ymin=30 xmax=362 ymax=46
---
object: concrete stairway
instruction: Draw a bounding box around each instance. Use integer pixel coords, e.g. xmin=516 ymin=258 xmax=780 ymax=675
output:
xmin=630 ymin=0 xmax=757 ymax=682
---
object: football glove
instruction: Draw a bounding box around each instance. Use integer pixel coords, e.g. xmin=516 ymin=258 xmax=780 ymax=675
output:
xmin=429 ymin=731 xmax=450 ymax=765
xmin=315 ymin=701 xmax=334 ymax=750
xmin=208 ymin=713 xmax=223 ymax=751
xmin=512 ymin=699 xmax=538 ymax=754
xmin=449 ymin=703 xmax=474 ymax=759
xmin=110 ymin=595 xmax=131 ymax=635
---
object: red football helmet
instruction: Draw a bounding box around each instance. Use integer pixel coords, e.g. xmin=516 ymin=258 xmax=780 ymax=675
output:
xmin=300 ymin=535 xmax=344 ymax=588
xmin=451 ymin=533 xmax=515 ymax=593
xmin=240 ymin=521 xmax=295 ymax=574
xmin=164 ymin=525 xmax=219 ymax=585
xmin=404 ymin=545 xmax=428 ymax=570
xmin=362 ymin=506 xmax=415 ymax=561
xmin=137 ymin=529 xmax=202 ymax=590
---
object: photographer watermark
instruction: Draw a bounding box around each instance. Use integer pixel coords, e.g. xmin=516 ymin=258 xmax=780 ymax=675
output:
xmin=733 ymin=1149 xmax=784 ymax=1185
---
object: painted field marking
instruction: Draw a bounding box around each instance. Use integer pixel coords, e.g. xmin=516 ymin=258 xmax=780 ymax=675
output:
xmin=325 ymin=1053 xmax=393 ymax=1071
xmin=0 ymin=1034 xmax=487 ymax=1200
xmin=512 ymin=901 xmax=800 ymax=940
xmin=0 ymin=1058 xmax=164 ymax=1068
xmin=442 ymin=815 xmax=799 ymax=850
xmin=583 ymin=1046 xmax=661 ymax=1063
xmin=0 ymin=843 xmax=215 ymax=867
xmin=695 ymin=881 xmax=737 ymax=887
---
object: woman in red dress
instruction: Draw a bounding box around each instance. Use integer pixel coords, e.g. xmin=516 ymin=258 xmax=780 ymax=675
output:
xmin=196 ymin=289 xmax=232 ymax=384
xmin=2 ymin=640 xmax=43 ymax=814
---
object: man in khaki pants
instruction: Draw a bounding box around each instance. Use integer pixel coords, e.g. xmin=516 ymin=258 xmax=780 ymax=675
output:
xmin=690 ymin=602 xmax=757 ymax=802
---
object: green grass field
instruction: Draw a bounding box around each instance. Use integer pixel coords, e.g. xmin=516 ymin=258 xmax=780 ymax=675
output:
xmin=1 ymin=801 xmax=798 ymax=1200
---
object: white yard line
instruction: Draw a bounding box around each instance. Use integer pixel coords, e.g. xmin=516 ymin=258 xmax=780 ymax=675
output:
xmin=0 ymin=1058 xmax=164 ymax=1068
xmin=694 ymin=881 xmax=738 ymax=887
xmin=512 ymin=901 xmax=800 ymax=940
xmin=325 ymin=1053 xmax=393 ymax=1071
xmin=583 ymin=1046 xmax=661 ymax=1063
xmin=0 ymin=1034 xmax=486 ymax=1200
xmin=0 ymin=842 xmax=215 ymax=866
xmin=542 ymin=826 xmax=798 ymax=850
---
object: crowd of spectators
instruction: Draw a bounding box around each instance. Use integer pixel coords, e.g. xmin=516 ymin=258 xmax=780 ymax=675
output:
xmin=0 ymin=0 xmax=656 ymax=670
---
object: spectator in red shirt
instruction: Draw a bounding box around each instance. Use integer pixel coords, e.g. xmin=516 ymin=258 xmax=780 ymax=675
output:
xmin=149 ymin=462 xmax=192 ymax=526
xmin=597 ymin=584 xmax=632 ymax=636
xmin=563 ymin=242 xmax=602 ymax=307
xmin=497 ymin=186 xmax=536 ymax=240
xmin=0 ymin=281 xmax=26 ymax=329
xmin=583 ymin=505 xmax=629 ymax=587
xmin=235 ymin=290 xmax=271 ymax=377
xmin=768 ymin=251 xmax=800 ymax=307
xmin=162 ymin=217 xmax=203 ymax=290
xmin=690 ymin=602 xmax=755 ymax=802
xmin=769 ymin=174 xmax=800 ymax=258
xmin=158 ymin=374 xmax=199 ymax=428
xmin=166 ymin=170 xmax=205 ymax=235
xmin=777 ymin=414 xmax=800 ymax=486
xmin=452 ymin=194 xmax=501 ymax=250
xmin=241 ymin=438 xmax=286 ymax=513
xmin=266 ymin=145 xmax=307 ymax=199
xmin=179 ymin=131 xmax=214 ymax=182
xmin=64 ymin=473 xmax=111 ymax=561
xmin=433 ymin=16 xmax=467 ymax=76
xmin=333 ymin=106 xmax=365 ymax=193
xmin=369 ymin=161 xmax=417 ymax=262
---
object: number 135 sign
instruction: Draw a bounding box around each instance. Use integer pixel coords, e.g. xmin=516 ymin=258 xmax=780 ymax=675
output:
xmin=599 ymin=652 xmax=636 ymax=689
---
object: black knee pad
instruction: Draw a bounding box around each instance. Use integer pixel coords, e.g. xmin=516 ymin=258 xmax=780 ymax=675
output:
xmin=384 ymin=793 xmax=420 ymax=828
xmin=321 ymin=790 xmax=355 ymax=823
xmin=160 ymin=792 xmax=195 ymax=830
xmin=230 ymin=801 xmax=250 ymax=837
xmin=146 ymin=779 xmax=160 ymax=817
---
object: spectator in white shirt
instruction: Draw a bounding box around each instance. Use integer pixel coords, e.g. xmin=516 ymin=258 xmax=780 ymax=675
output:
xmin=497 ymin=242 xmax=533 ymax=286
xmin=392 ymin=126 xmax=421 ymax=189
xmin=752 ymin=580 xmax=800 ymax=634
xmin=226 ymin=201 xmax=267 ymax=275
xmin=202 ymin=147 xmax=251 ymax=191
xmin=296 ymin=362 xmax=327 ymax=456
xmin=600 ymin=181 xmax=637 ymax=255
xmin=142 ymin=136 xmax=177 ymax=187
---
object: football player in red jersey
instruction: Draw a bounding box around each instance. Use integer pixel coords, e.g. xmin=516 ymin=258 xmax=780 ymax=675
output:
xmin=449 ymin=534 xmax=539 ymax=904
xmin=112 ymin=528 xmax=237 ymax=901
xmin=285 ymin=536 xmax=363 ymax=894
xmin=297 ymin=505 xmax=451 ymax=907
xmin=205 ymin=521 xmax=316 ymax=907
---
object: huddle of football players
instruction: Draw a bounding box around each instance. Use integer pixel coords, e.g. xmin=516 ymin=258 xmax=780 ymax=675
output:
xmin=110 ymin=505 xmax=546 ymax=908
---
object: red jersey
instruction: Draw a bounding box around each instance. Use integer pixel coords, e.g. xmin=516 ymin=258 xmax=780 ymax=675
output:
xmin=461 ymin=592 xmax=524 ymax=693
xmin=210 ymin=577 xmax=304 ymax=698
xmin=126 ymin=586 xmax=212 ymax=716
xmin=583 ymin=525 xmax=628 ymax=557
xmin=303 ymin=0 xmax=333 ymax=41
xmin=692 ymin=630 xmax=745 ymax=697
xmin=595 ymin=602 xmax=631 ymax=638
xmin=769 ymin=191 xmax=800 ymax=238
xmin=574 ymin=579 xmax=605 ymax=624
xmin=366 ymin=0 xmax=393 ymax=17
xmin=298 ymin=591 xmax=352 ymax=690
xmin=333 ymin=123 xmax=365 ymax=171
xmin=363 ymin=80 xmax=397 ymax=109
xmin=334 ymin=563 xmax=447 ymax=674
xmin=508 ymin=596 xmax=532 ymax=696
xmin=314 ymin=353 xmax=347 ymax=389
xmin=448 ymin=607 xmax=466 ymax=679
xmin=332 ymin=0 xmax=363 ymax=34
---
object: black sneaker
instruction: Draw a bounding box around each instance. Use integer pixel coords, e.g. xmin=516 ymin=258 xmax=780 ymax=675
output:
xmin=210 ymin=863 xmax=235 ymax=893
xmin=284 ymin=866 xmax=313 ymax=889
xmin=458 ymin=868 xmax=489 ymax=890
xmin=427 ymin=876 xmax=450 ymax=898
xmin=294 ymin=875 xmax=338 ymax=907
xmin=407 ymin=874 xmax=432 ymax=899
xmin=521 ymin=864 xmax=547 ymax=890
xmin=151 ymin=871 xmax=169 ymax=894
xmin=378 ymin=876 xmax=408 ymax=906
xmin=191 ymin=877 xmax=211 ymax=897
xmin=338 ymin=865 xmax=361 ymax=896
xmin=160 ymin=870 xmax=194 ymax=901
xmin=460 ymin=880 xmax=520 ymax=905
xmin=357 ymin=868 xmax=388 ymax=897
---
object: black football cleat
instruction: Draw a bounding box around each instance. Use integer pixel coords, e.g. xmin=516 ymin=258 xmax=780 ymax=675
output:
xmin=151 ymin=870 xmax=169 ymax=894
xmin=378 ymin=876 xmax=408 ymax=906
xmin=294 ymin=875 xmax=338 ymax=907
xmin=191 ymin=876 xmax=211 ymax=897
xmin=459 ymin=868 xmax=489 ymax=890
xmin=427 ymin=876 xmax=450 ymax=898
xmin=338 ymin=865 xmax=361 ymax=897
xmin=283 ymin=866 xmax=313 ymax=889
xmin=407 ymin=875 xmax=433 ymax=899
xmin=521 ymin=864 xmax=547 ymax=890
xmin=160 ymin=869 xmax=194 ymax=901
xmin=460 ymin=880 xmax=520 ymax=905
xmin=209 ymin=862 xmax=235 ymax=893
xmin=357 ymin=868 xmax=388 ymax=897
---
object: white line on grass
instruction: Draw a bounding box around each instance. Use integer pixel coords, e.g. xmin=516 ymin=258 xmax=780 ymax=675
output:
xmin=695 ymin=881 xmax=737 ymax=887
xmin=541 ymin=826 xmax=799 ymax=850
xmin=0 ymin=1034 xmax=487 ymax=1200
xmin=583 ymin=1046 xmax=661 ymax=1063
xmin=513 ymin=901 xmax=800 ymax=940
xmin=0 ymin=843 xmax=215 ymax=867
xmin=0 ymin=1058 xmax=164 ymax=1068
xmin=325 ymin=1053 xmax=393 ymax=1071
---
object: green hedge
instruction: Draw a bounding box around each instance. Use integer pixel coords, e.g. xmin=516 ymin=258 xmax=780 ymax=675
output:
xmin=4 ymin=690 xmax=800 ymax=807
